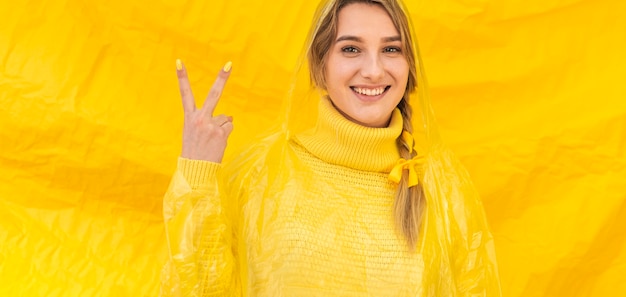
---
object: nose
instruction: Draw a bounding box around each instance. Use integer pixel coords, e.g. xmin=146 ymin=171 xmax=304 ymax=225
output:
xmin=360 ymin=53 xmax=385 ymax=82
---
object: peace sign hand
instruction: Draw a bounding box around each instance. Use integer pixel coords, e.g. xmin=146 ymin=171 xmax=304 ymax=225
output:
xmin=176 ymin=59 xmax=233 ymax=163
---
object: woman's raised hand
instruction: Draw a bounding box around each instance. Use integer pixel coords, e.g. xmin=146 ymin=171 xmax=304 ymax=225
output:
xmin=176 ymin=59 xmax=233 ymax=163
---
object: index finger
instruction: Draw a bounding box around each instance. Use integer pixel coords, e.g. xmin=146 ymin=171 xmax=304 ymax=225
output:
xmin=201 ymin=61 xmax=232 ymax=117
xmin=176 ymin=59 xmax=196 ymax=113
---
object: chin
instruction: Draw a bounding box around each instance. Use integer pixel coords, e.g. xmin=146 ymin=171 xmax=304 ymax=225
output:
xmin=355 ymin=115 xmax=388 ymax=128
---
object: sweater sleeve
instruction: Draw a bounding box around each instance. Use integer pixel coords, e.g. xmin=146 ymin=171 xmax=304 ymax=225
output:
xmin=160 ymin=157 xmax=242 ymax=297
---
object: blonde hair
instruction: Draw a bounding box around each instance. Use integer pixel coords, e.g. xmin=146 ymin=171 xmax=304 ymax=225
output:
xmin=306 ymin=0 xmax=425 ymax=250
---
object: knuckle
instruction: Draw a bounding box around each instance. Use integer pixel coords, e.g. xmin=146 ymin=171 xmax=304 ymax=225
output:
xmin=214 ymin=127 xmax=226 ymax=138
xmin=191 ymin=117 xmax=205 ymax=127
xmin=204 ymin=123 xmax=217 ymax=133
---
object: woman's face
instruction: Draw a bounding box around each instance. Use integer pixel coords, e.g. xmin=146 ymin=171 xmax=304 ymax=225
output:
xmin=325 ymin=2 xmax=409 ymax=128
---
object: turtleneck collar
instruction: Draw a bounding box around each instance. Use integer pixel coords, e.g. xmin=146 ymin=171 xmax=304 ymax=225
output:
xmin=294 ymin=97 xmax=403 ymax=173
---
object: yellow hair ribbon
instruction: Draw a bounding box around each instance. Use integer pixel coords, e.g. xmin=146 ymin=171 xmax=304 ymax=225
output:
xmin=388 ymin=155 xmax=425 ymax=187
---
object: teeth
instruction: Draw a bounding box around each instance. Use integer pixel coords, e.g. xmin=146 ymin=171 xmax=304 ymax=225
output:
xmin=353 ymin=87 xmax=386 ymax=96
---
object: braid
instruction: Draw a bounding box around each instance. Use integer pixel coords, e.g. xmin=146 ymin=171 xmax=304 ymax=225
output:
xmin=394 ymin=98 xmax=426 ymax=250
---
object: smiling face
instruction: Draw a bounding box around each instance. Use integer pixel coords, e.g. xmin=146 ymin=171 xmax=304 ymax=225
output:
xmin=324 ymin=2 xmax=410 ymax=128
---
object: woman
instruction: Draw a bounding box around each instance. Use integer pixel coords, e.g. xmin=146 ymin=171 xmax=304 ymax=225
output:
xmin=161 ymin=0 xmax=501 ymax=296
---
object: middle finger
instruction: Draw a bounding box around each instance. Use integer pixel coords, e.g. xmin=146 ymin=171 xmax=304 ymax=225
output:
xmin=201 ymin=61 xmax=232 ymax=117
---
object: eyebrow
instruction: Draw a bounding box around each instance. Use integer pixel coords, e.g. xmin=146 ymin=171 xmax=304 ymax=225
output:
xmin=335 ymin=35 xmax=401 ymax=43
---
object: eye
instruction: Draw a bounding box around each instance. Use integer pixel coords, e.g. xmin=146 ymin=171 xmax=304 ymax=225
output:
xmin=341 ymin=46 xmax=359 ymax=53
xmin=383 ymin=47 xmax=402 ymax=53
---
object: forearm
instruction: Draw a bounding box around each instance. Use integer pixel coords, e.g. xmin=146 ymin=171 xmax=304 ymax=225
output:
xmin=162 ymin=158 xmax=240 ymax=296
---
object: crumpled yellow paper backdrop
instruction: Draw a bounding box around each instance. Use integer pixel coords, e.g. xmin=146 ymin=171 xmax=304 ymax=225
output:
xmin=1 ymin=0 xmax=625 ymax=296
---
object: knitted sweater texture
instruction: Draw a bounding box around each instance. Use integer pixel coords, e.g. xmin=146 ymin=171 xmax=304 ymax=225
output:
xmin=163 ymin=99 xmax=423 ymax=296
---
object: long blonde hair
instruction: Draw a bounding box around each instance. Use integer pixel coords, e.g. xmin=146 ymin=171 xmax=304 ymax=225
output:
xmin=306 ymin=0 xmax=425 ymax=250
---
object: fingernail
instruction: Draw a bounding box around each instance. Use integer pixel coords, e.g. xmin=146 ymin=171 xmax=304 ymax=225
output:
xmin=176 ymin=59 xmax=183 ymax=71
xmin=223 ymin=61 xmax=232 ymax=72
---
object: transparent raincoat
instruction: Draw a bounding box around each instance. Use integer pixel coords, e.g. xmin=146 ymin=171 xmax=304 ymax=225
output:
xmin=160 ymin=0 xmax=502 ymax=296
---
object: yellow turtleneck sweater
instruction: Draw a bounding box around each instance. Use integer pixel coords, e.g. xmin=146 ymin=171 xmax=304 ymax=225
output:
xmin=162 ymin=98 xmax=424 ymax=296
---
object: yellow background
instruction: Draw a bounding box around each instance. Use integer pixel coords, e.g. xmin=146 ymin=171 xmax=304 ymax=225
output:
xmin=1 ymin=0 xmax=625 ymax=296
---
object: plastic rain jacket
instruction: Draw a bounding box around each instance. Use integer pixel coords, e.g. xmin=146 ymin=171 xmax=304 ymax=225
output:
xmin=160 ymin=1 xmax=502 ymax=295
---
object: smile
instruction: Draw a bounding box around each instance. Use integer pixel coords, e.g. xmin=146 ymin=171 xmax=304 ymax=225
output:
xmin=351 ymin=86 xmax=390 ymax=96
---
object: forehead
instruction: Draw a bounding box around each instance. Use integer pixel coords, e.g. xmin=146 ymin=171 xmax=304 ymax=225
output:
xmin=336 ymin=3 xmax=398 ymax=37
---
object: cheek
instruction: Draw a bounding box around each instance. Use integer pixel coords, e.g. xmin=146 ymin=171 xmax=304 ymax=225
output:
xmin=326 ymin=52 xmax=361 ymax=80
xmin=326 ymin=61 xmax=351 ymax=81
xmin=390 ymin=59 xmax=409 ymax=79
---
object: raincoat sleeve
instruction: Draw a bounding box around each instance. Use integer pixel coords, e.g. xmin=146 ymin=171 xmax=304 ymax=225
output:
xmin=160 ymin=157 xmax=242 ymax=296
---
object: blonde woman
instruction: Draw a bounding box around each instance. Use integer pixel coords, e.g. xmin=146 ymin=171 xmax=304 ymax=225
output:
xmin=162 ymin=0 xmax=501 ymax=296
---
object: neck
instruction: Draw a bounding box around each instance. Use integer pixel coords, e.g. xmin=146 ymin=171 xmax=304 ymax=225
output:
xmin=294 ymin=97 xmax=403 ymax=172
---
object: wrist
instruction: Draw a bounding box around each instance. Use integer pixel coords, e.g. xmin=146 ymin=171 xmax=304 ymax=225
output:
xmin=177 ymin=157 xmax=221 ymax=189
